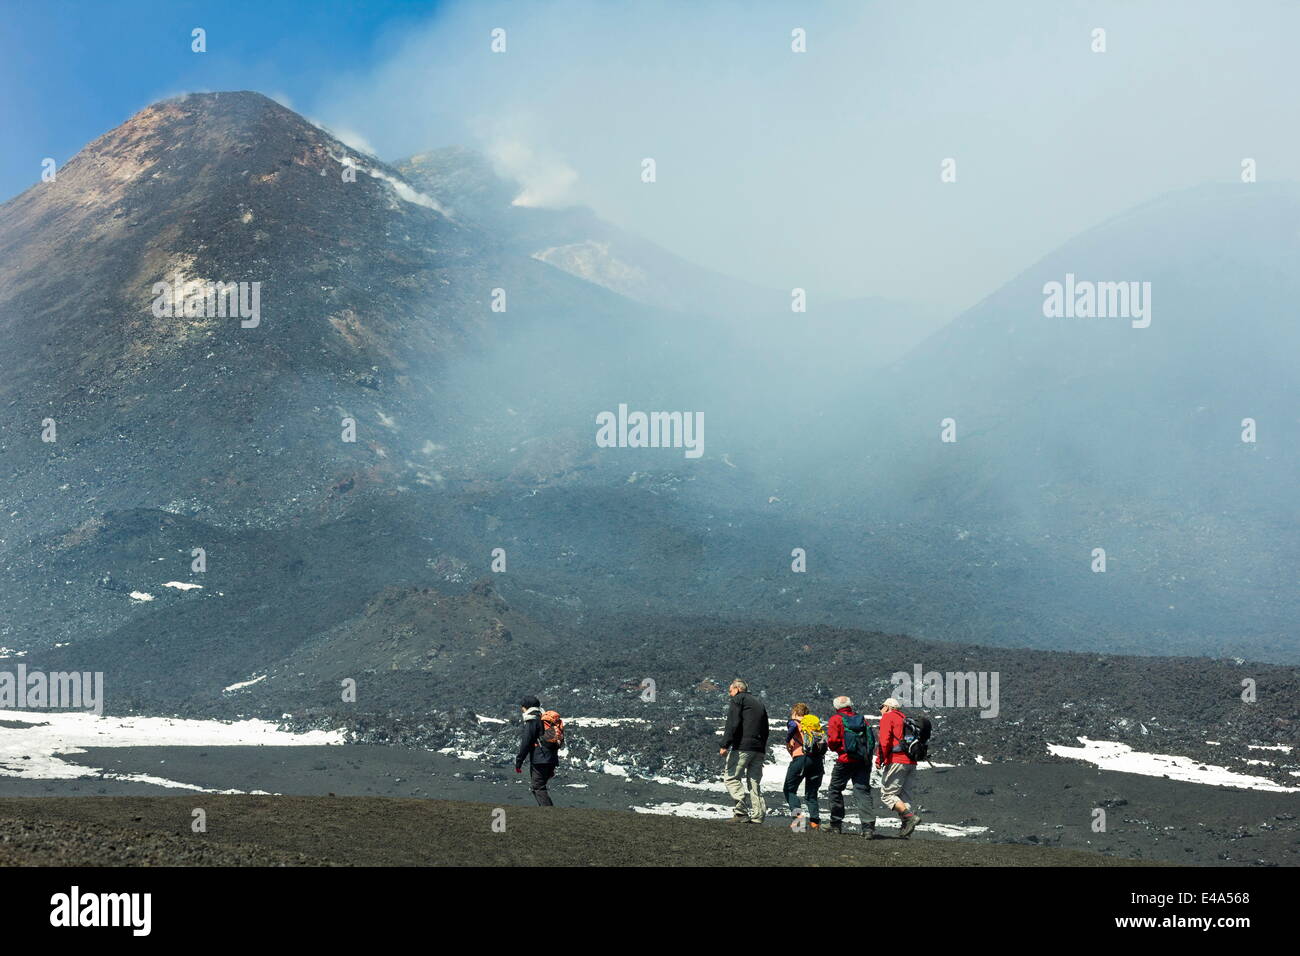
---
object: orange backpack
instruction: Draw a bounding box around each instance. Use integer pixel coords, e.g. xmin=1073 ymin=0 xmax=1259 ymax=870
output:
xmin=537 ymin=710 xmax=565 ymax=749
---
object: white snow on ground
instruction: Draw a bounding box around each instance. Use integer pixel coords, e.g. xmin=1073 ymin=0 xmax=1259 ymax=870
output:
xmin=221 ymin=674 xmax=267 ymax=693
xmin=870 ymin=816 xmax=988 ymax=837
xmin=1247 ymin=744 xmax=1293 ymax=753
xmin=162 ymin=581 xmax=203 ymax=591
xmin=437 ymin=746 xmax=494 ymax=763
xmin=469 ymin=715 xmax=649 ymax=728
xmin=632 ymin=801 xmax=987 ymax=837
xmin=325 ymin=150 xmax=451 ymax=217
xmin=645 ymin=775 xmax=724 ymax=792
xmin=128 ymin=591 xmax=154 ymax=602
xmin=1047 ymin=738 xmax=1300 ymax=793
xmin=634 ymin=802 xmax=734 ymax=819
xmin=0 ymin=710 xmax=342 ymax=792
xmin=368 ymin=168 xmax=449 ymax=214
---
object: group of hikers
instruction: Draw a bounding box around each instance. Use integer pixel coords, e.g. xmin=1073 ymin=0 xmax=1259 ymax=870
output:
xmin=514 ymin=680 xmax=929 ymax=837
xmin=718 ymin=679 xmax=924 ymax=836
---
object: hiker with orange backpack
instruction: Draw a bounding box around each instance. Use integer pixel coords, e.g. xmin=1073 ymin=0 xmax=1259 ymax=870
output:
xmin=515 ymin=695 xmax=563 ymax=806
xmin=783 ymin=703 xmax=827 ymax=830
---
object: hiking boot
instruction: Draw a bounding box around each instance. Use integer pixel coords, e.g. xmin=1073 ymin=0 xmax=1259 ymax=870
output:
xmin=808 ymin=821 xmax=822 ymax=831
xmin=828 ymin=824 xmax=843 ymax=834
xmin=789 ymin=812 xmax=805 ymax=832
xmin=899 ymin=814 xmax=921 ymax=839
xmin=724 ymin=814 xmax=747 ymax=824
xmin=862 ymin=824 xmax=878 ymax=839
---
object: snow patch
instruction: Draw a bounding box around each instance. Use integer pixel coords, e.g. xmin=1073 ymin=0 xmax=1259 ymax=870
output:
xmin=564 ymin=717 xmax=649 ymax=728
xmin=632 ymin=801 xmax=987 ymax=837
xmin=1048 ymin=738 xmax=1300 ymax=793
xmin=634 ymin=801 xmax=733 ymax=819
xmin=0 ymin=710 xmax=342 ymax=791
xmin=222 ymin=674 xmax=267 ymax=693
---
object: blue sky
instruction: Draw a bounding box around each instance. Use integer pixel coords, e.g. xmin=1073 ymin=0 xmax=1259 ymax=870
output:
xmin=0 ymin=0 xmax=439 ymax=202
xmin=3 ymin=1 xmax=1298 ymax=312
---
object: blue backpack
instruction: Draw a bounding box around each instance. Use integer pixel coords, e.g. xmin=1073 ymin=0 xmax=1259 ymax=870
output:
xmin=840 ymin=713 xmax=875 ymax=761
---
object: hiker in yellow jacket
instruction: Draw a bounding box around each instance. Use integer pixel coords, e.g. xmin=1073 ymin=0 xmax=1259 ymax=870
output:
xmin=783 ymin=703 xmax=828 ymax=830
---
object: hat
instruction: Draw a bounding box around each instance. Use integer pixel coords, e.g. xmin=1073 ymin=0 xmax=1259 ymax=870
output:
xmin=882 ymin=697 xmax=901 ymax=709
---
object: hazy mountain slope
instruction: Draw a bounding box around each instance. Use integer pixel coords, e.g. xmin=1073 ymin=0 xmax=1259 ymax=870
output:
xmin=776 ymin=184 xmax=1300 ymax=660
xmin=397 ymin=147 xmax=771 ymax=315
xmin=881 ymin=183 xmax=1300 ymax=508
xmin=397 ymin=148 xmax=947 ymax=365
xmin=0 ymin=92 xmax=659 ymax=545
xmin=1 ymin=93 xmax=1293 ymax=672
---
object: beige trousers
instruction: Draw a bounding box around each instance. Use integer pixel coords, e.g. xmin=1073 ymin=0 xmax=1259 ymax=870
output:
xmin=723 ymin=749 xmax=766 ymax=822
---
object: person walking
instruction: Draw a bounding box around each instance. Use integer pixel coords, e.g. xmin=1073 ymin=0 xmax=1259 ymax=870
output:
xmin=877 ymin=697 xmax=921 ymax=837
xmin=783 ymin=703 xmax=827 ymax=830
xmin=719 ymin=679 xmax=769 ymax=824
xmin=825 ymin=695 xmax=877 ymax=836
xmin=514 ymin=695 xmax=562 ymax=806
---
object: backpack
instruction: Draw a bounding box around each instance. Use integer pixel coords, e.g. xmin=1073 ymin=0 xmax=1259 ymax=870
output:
xmin=894 ymin=713 xmax=932 ymax=762
xmin=799 ymin=714 xmax=827 ymax=760
xmin=537 ymin=710 xmax=565 ymax=750
xmin=839 ymin=713 xmax=874 ymax=761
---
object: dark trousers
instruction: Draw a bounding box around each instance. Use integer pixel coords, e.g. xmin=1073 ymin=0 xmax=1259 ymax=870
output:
xmin=827 ymin=759 xmax=873 ymax=829
xmin=529 ymin=763 xmax=556 ymax=806
xmin=783 ymin=755 xmax=824 ymax=822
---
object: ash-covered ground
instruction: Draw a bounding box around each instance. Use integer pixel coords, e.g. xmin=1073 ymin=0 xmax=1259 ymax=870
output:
xmin=0 ymin=739 xmax=1292 ymax=866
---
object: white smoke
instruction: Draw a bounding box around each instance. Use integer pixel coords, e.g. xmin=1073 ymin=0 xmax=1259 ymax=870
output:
xmin=486 ymin=138 xmax=578 ymax=209
xmin=320 ymin=124 xmax=379 ymax=159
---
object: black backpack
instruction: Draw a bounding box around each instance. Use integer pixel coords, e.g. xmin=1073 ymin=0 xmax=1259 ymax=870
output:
xmin=896 ymin=714 xmax=933 ymax=761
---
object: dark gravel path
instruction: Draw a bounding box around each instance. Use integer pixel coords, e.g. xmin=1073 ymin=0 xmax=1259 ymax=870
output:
xmin=0 ymin=795 xmax=1144 ymax=867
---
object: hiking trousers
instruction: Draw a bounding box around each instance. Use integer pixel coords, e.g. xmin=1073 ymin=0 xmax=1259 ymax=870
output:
xmin=530 ymin=763 xmax=556 ymax=806
xmin=879 ymin=761 xmax=915 ymax=811
xmin=783 ymin=754 xmax=824 ymax=823
xmin=723 ymin=748 xmax=766 ymax=822
xmin=827 ymin=759 xmax=873 ymax=830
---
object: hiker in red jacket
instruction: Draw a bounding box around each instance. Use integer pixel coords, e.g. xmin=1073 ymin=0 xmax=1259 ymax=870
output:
xmin=876 ymin=697 xmax=921 ymax=838
xmin=824 ymin=696 xmax=877 ymax=836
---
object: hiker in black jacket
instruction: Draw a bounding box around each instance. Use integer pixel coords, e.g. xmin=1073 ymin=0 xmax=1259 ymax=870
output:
xmin=718 ymin=680 xmax=769 ymax=824
xmin=514 ymin=695 xmax=559 ymax=806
